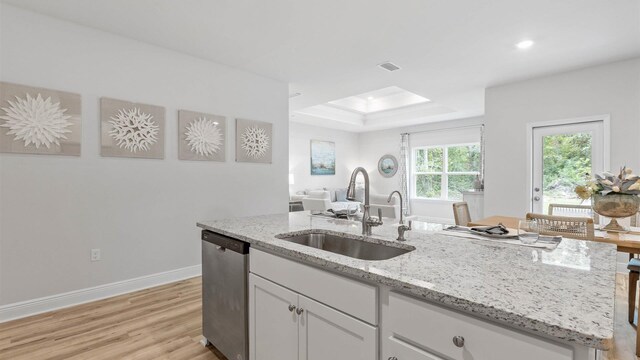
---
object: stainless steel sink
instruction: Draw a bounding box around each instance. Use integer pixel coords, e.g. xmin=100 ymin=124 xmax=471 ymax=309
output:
xmin=276 ymin=231 xmax=414 ymax=260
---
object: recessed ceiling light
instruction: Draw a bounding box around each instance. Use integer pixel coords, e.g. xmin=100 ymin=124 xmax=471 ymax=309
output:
xmin=213 ymin=121 xmax=219 ymax=125
xmin=516 ymin=40 xmax=534 ymax=49
xmin=367 ymin=96 xmax=374 ymax=100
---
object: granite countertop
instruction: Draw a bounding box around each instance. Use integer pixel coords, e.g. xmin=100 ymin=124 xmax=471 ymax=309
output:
xmin=197 ymin=212 xmax=617 ymax=350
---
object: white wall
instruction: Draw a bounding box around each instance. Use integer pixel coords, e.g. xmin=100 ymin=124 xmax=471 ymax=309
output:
xmin=289 ymin=122 xmax=359 ymax=193
xmin=358 ymin=117 xmax=484 ymax=221
xmin=484 ymin=58 xmax=640 ymax=217
xmin=0 ymin=5 xmax=288 ymax=305
xmin=484 ymin=57 xmax=640 ymax=273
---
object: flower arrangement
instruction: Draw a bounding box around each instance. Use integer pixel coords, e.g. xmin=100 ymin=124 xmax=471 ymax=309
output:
xmin=575 ymin=166 xmax=640 ymax=200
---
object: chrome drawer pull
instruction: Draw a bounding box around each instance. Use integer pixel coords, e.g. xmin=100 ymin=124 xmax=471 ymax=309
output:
xmin=296 ymin=308 xmax=304 ymax=315
xmin=288 ymin=304 xmax=296 ymax=312
xmin=452 ymin=335 xmax=465 ymax=347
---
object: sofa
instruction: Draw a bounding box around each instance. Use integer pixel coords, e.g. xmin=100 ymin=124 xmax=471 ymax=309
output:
xmin=369 ymin=193 xmax=401 ymax=219
xmin=301 ymin=188 xmax=361 ymax=212
xmin=300 ymin=188 xmax=400 ymax=219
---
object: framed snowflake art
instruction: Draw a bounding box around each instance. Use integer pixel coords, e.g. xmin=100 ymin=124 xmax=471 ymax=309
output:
xmin=178 ymin=110 xmax=226 ymax=161
xmin=100 ymin=98 xmax=165 ymax=159
xmin=235 ymin=118 xmax=272 ymax=164
xmin=0 ymin=82 xmax=81 ymax=156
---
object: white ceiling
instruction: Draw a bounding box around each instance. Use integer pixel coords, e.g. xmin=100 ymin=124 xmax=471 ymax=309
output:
xmin=4 ymin=0 xmax=640 ymax=132
xmin=327 ymin=86 xmax=429 ymax=114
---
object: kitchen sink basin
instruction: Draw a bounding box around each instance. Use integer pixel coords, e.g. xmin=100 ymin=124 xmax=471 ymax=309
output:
xmin=276 ymin=231 xmax=414 ymax=261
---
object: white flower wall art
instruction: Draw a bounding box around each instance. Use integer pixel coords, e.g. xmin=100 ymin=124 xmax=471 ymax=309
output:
xmin=0 ymin=82 xmax=81 ymax=156
xmin=178 ymin=110 xmax=226 ymax=161
xmin=235 ymin=118 xmax=272 ymax=164
xmin=100 ymin=98 xmax=165 ymax=159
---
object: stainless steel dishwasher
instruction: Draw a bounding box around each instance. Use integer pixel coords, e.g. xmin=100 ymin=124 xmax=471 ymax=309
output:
xmin=202 ymin=230 xmax=249 ymax=360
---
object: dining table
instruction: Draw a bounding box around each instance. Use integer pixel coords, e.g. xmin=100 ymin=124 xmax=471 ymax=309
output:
xmin=469 ymin=215 xmax=640 ymax=256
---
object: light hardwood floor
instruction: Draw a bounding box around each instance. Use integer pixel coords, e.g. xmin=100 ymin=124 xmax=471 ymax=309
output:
xmin=0 ymin=277 xmax=224 ymax=360
xmin=0 ymin=274 xmax=638 ymax=359
xmin=604 ymin=273 xmax=639 ymax=360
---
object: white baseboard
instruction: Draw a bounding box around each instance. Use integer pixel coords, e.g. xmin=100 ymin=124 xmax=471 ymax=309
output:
xmin=0 ymin=264 xmax=201 ymax=323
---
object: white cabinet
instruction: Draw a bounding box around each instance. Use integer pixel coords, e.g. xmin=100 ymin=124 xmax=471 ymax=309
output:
xmin=249 ymin=273 xmax=377 ymax=360
xmin=250 ymin=248 xmax=378 ymax=324
xmin=461 ymin=190 xmax=484 ymax=221
xmin=249 ymin=249 xmax=595 ymax=360
xmin=381 ymin=291 xmax=574 ymax=360
xmin=249 ymin=274 xmax=298 ymax=360
xmin=299 ymin=295 xmax=377 ymax=360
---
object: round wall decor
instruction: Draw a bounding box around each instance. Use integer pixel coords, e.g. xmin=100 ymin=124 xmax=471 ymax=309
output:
xmin=378 ymin=154 xmax=398 ymax=178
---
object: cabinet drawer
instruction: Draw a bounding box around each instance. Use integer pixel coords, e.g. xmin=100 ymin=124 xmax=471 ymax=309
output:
xmin=384 ymin=291 xmax=573 ymax=360
xmin=385 ymin=335 xmax=445 ymax=360
xmin=250 ymin=248 xmax=377 ymax=324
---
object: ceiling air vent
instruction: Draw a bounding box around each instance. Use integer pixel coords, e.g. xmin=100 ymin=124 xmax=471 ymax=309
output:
xmin=378 ymin=62 xmax=401 ymax=72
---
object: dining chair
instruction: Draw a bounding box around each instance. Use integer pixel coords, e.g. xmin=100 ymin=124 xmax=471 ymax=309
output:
xmin=628 ymin=259 xmax=640 ymax=323
xmin=548 ymin=203 xmax=600 ymax=224
xmin=628 ymin=258 xmax=640 ymax=356
xmin=525 ymin=213 xmax=595 ymax=241
xmin=452 ymin=202 xmax=471 ymax=226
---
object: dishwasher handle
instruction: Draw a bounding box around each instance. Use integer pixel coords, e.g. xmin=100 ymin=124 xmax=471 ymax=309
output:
xmin=202 ymin=230 xmax=249 ymax=254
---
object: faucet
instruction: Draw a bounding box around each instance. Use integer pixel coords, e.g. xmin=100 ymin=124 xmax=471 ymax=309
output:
xmin=347 ymin=167 xmax=383 ymax=235
xmin=387 ymin=190 xmax=412 ymax=241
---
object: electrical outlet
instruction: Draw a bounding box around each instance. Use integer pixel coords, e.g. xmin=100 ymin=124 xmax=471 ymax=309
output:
xmin=91 ymin=248 xmax=101 ymax=262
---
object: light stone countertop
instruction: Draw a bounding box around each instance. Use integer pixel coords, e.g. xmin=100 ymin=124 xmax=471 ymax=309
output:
xmin=197 ymin=211 xmax=617 ymax=350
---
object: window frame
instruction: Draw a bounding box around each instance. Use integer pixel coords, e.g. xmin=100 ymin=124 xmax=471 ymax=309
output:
xmin=411 ymin=142 xmax=480 ymax=201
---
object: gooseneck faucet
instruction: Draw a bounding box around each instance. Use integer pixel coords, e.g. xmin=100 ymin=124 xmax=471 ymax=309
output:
xmin=387 ymin=190 xmax=412 ymax=241
xmin=347 ymin=167 xmax=383 ymax=235
xmin=387 ymin=190 xmax=405 ymax=225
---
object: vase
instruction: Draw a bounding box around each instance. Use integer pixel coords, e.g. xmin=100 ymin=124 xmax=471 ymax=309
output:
xmin=592 ymin=193 xmax=640 ymax=232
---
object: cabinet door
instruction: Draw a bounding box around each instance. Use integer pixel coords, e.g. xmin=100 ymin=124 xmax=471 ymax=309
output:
xmin=249 ymin=274 xmax=299 ymax=360
xmin=298 ymin=295 xmax=377 ymax=360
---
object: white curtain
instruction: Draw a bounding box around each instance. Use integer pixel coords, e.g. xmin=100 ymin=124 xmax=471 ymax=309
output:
xmin=480 ymin=124 xmax=486 ymax=189
xmin=399 ymin=133 xmax=411 ymax=216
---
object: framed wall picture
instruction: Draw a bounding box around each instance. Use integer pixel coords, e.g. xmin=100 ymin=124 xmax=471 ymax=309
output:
xmin=310 ymin=140 xmax=335 ymax=175
xmin=100 ymin=97 xmax=165 ymax=159
xmin=178 ymin=110 xmax=225 ymax=161
xmin=0 ymin=82 xmax=81 ymax=156
xmin=378 ymin=154 xmax=398 ymax=177
xmin=236 ymin=118 xmax=272 ymax=163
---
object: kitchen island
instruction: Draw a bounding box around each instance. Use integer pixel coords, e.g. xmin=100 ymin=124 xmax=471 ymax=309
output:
xmin=198 ymin=211 xmax=616 ymax=360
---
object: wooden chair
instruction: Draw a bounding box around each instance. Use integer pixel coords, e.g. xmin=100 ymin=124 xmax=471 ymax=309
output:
xmin=629 ymin=259 xmax=640 ymax=323
xmin=452 ymin=202 xmax=471 ymax=226
xmin=548 ymin=203 xmax=599 ymax=224
xmin=525 ymin=213 xmax=595 ymax=241
xmin=628 ymin=258 xmax=640 ymax=356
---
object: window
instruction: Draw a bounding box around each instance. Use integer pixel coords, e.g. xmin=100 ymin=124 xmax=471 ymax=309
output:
xmin=412 ymin=144 xmax=480 ymax=200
